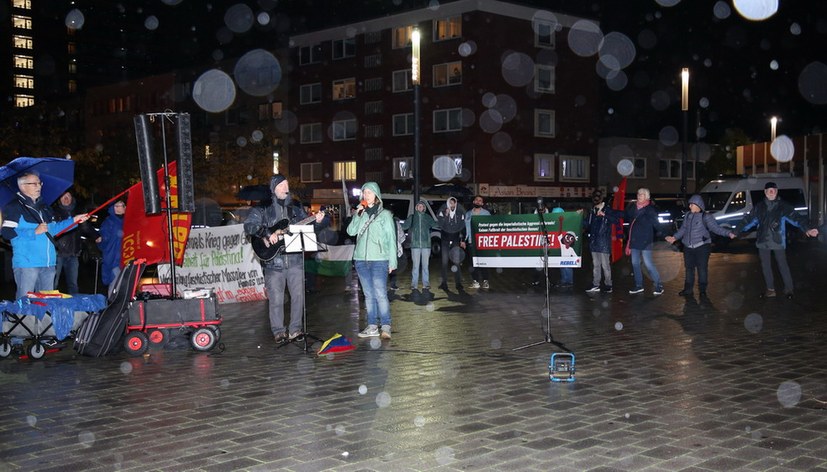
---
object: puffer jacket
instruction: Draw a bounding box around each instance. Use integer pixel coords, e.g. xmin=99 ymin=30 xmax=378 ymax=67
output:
xmin=737 ymin=197 xmax=811 ymax=250
xmin=2 ymin=192 xmax=74 ymax=268
xmin=346 ymin=182 xmax=398 ymax=269
xmin=583 ymin=203 xmax=622 ymax=254
xmin=400 ymin=208 xmax=437 ymax=249
xmin=624 ymin=201 xmax=661 ymax=250
xmin=672 ymin=195 xmax=733 ymax=248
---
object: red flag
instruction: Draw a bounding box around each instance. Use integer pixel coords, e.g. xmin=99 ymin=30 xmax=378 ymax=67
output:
xmin=121 ymin=161 xmax=192 ymax=266
xmin=610 ymin=177 xmax=627 ymax=263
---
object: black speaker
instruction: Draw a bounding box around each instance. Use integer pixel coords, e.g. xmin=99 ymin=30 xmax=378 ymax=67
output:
xmin=176 ymin=113 xmax=195 ymax=213
xmin=133 ymin=115 xmax=162 ymax=215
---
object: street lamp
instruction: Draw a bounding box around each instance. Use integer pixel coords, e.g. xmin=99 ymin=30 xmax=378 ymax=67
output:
xmin=770 ymin=116 xmax=778 ymax=142
xmin=412 ymin=27 xmax=421 ymax=204
xmin=680 ymin=67 xmax=689 ymax=200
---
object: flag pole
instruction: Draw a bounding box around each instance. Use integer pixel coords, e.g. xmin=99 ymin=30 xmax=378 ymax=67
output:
xmin=53 ymin=188 xmax=130 ymax=238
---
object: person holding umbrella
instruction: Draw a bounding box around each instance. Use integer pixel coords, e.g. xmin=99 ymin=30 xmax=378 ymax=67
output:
xmin=1 ymin=171 xmax=89 ymax=299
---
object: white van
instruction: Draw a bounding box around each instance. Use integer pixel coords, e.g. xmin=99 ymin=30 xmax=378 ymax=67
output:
xmin=381 ymin=193 xmax=451 ymax=255
xmin=698 ymin=174 xmax=808 ymax=238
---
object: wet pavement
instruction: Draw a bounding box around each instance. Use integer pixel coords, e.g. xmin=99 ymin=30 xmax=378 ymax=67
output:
xmin=2 ymin=240 xmax=827 ymax=471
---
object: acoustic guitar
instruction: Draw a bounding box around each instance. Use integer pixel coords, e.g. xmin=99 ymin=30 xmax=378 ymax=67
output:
xmin=251 ymin=213 xmax=321 ymax=261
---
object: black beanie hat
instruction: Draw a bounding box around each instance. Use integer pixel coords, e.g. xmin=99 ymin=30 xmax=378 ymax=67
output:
xmin=270 ymin=174 xmax=286 ymax=191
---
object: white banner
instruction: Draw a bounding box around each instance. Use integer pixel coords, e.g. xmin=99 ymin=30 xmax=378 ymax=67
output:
xmin=157 ymin=225 xmax=266 ymax=304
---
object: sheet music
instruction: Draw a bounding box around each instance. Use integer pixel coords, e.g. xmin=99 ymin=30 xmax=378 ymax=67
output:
xmin=284 ymin=225 xmax=318 ymax=253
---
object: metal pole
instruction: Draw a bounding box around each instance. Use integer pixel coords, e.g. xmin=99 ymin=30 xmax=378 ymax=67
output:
xmin=414 ymin=83 xmax=421 ymax=204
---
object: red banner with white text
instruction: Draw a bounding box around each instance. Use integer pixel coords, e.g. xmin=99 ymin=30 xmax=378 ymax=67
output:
xmin=121 ymin=161 xmax=192 ymax=266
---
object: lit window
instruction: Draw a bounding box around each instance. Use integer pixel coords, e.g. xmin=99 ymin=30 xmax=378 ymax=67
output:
xmin=534 ymin=154 xmax=555 ymax=181
xmin=393 ymin=157 xmax=413 ymax=179
xmin=535 ymin=65 xmax=555 ymax=93
xmin=13 ymin=0 xmax=32 ymax=9
xmin=434 ymin=16 xmax=461 ymax=41
xmin=433 ymin=154 xmax=463 ymax=176
xmin=14 ymin=74 xmax=34 ymax=89
xmin=300 ymin=123 xmax=322 ymax=144
xmin=13 ymin=35 xmax=33 ymax=49
xmin=433 ymin=62 xmax=461 ymax=87
xmin=332 ymin=78 xmax=356 ymax=100
xmin=12 ymin=15 xmax=32 ymax=29
xmin=14 ymin=55 xmax=34 ymax=69
xmin=332 ymin=119 xmax=357 ymax=141
xmin=14 ymin=94 xmax=34 ymax=107
xmin=393 ymin=113 xmax=414 ymax=136
xmin=433 ymin=109 xmax=462 ymax=133
xmin=534 ymin=109 xmax=555 ymax=137
xmin=333 ymin=161 xmax=357 ymax=181
xmin=559 ymin=155 xmax=589 ymax=181
xmin=68 ymin=62 xmax=77 ymax=74
xmin=392 ymin=26 xmax=414 ymax=48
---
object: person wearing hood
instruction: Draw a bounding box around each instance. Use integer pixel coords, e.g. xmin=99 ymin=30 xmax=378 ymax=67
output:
xmin=347 ymin=182 xmax=397 ymax=339
xmin=1 ymin=172 xmax=89 ymax=299
xmin=666 ymin=194 xmax=736 ymax=297
xmin=624 ymin=188 xmax=664 ymax=295
xmin=401 ymin=199 xmax=439 ymax=291
xmin=734 ymin=181 xmax=818 ymax=299
xmin=584 ymin=189 xmax=623 ymax=293
xmin=96 ymin=199 xmax=126 ymax=290
xmin=244 ymin=174 xmax=327 ymax=343
xmin=53 ymin=191 xmax=96 ymax=294
xmin=463 ymin=195 xmax=491 ymax=290
xmin=436 ymin=196 xmax=466 ymax=290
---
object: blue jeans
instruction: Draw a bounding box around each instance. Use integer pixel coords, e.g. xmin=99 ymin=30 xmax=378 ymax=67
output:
xmin=559 ymin=268 xmax=573 ymax=285
xmin=630 ymin=249 xmax=661 ymax=290
xmin=355 ymin=260 xmax=391 ymax=327
xmin=13 ymin=266 xmax=56 ymax=300
xmin=55 ymin=255 xmax=80 ymax=294
xmin=410 ymin=248 xmax=431 ymax=289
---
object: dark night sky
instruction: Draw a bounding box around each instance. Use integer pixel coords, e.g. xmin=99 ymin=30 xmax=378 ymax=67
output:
xmin=68 ymin=0 xmax=827 ymax=142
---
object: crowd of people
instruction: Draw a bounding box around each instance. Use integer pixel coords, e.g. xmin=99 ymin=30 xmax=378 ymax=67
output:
xmin=2 ymin=172 xmax=820 ymax=347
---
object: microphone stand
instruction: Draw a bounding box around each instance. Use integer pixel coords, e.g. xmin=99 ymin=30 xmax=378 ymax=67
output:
xmin=513 ymin=201 xmax=570 ymax=352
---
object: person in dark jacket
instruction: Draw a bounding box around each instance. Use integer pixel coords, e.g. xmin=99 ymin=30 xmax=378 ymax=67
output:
xmin=584 ymin=190 xmax=622 ymax=293
xmin=1 ymin=172 xmax=89 ymax=299
xmin=53 ymin=191 xmax=96 ymax=294
xmin=624 ymin=188 xmax=664 ymax=295
xmin=436 ymin=196 xmax=466 ymax=290
xmin=735 ymin=181 xmax=818 ymax=299
xmin=666 ymin=194 xmax=736 ymax=297
xmin=96 ymin=200 xmax=126 ymax=290
xmin=462 ymin=195 xmax=491 ymax=289
xmin=400 ymin=200 xmax=438 ymax=291
xmin=244 ymin=174 xmax=327 ymax=343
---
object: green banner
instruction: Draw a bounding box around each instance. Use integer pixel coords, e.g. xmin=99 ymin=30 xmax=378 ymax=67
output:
xmin=469 ymin=213 xmax=583 ymax=268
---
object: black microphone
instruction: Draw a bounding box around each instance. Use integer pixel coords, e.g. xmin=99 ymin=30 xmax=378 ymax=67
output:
xmin=536 ymin=197 xmax=544 ymax=208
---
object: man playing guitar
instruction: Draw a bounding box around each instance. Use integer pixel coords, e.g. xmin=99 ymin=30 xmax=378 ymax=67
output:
xmin=243 ymin=174 xmax=327 ymax=344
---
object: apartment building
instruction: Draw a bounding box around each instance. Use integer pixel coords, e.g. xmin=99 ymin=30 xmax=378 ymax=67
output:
xmin=287 ymin=0 xmax=601 ymax=204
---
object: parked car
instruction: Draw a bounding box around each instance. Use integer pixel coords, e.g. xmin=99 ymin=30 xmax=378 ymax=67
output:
xmin=381 ymin=193 xmax=449 ymax=256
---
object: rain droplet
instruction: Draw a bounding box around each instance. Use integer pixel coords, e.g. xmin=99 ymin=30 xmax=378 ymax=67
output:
xmin=78 ymin=431 xmax=96 ymax=448
xmin=119 ymin=362 xmax=133 ymax=374
xmin=234 ymin=49 xmax=282 ymax=97
xmin=798 ymin=61 xmax=827 ymax=105
xmin=341 ymin=451 xmax=349 ymax=457
xmin=236 ymin=136 xmax=248 ymax=147
xmin=375 ymin=391 xmax=392 ymax=408
xmin=220 ymin=379 xmax=230 ymax=388
xmin=414 ymin=416 xmax=426 ymax=427
xmin=776 ymin=380 xmax=802 ymax=408
xmin=257 ymin=12 xmax=271 ymax=26
xmin=567 ymin=20 xmax=603 ymax=57
xmin=369 ymin=338 xmax=381 ymax=349
xmin=224 ymin=3 xmax=254 ymax=33
xmin=614 ymin=322 xmax=623 ymax=331
xmin=624 ymin=413 xmax=630 ymax=419
xmin=65 ymin=9 xmax=85 ymax=30
xmin=733 ymin=0 xmax=778 ymax=21
xmin=251 ymin=130 xmax=264 ymax=142
xmin=193 ymin=69 xmax=237 ymax=113
xmin=296 ymin=358 xmax=314 ymax=374
xmin=26 ymin=415 xmax=37 ymax=427
xmin=435 ymin=446 xmax=455 ymax=465
xmin=144 ymin=15 xmax=159 ymax=31
xmin=334 ymin=424 xmax=346 ymax=435
xmin=358 ymin=385 xmax=367 ymax=395
xmin=770 ymin=135 xmax=795 ymax=162
xmin=769 ymin=59 xmax=779 ymax=70
xmin=713 ymin=1 xmax=732 ymax=19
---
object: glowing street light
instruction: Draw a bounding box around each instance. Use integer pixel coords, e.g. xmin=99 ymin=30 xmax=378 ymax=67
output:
xmin=680 ymin=68 xmax=689 ymax=199
xmin=412 ymin=27 xmax=422 ymax=204
xmin=770 ymin=116 xmax=778 ymax=141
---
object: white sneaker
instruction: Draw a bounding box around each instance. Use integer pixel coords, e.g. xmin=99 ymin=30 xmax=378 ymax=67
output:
xmin=585 ymin=286 xmax=601 ymax=293
xmin=358 ymin=325 xmax=379 ymax=338
xmin=628 ymin=287 xmax=644 ymax=294
xmin=482 ymin=280 xmax=490 ymax=290
xmin=380 ymin=325 xmax=391 ymax=339
xmin=470 ymin=280 xmax=481 ymax=289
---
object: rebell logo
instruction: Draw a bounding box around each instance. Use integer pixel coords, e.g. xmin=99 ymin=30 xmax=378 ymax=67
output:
xmin=559 ymin=260 xmax=576 ymax=266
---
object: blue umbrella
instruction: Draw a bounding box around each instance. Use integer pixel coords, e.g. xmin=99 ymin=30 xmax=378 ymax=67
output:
xmin=0 ymin=157 xmax=75 ymax=208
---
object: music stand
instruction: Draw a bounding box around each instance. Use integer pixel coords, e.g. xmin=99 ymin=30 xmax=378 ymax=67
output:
xmin=277 ymin=224 xmax=325 ymax=352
